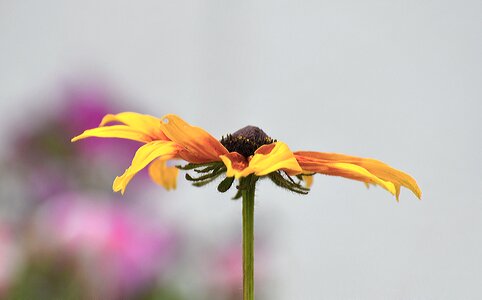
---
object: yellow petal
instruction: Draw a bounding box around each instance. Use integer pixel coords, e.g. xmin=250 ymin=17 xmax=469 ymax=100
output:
xmin=148 ymin=159 xmax=179 ymax=190
xmin=100 ymin=112 xmax=167 ymax=140
xmin=295 ymin=151 xmax=421 ymax=199
xmin=249 ymin=142 xmax=302 ymax=176
xmin=326 ymin=163 xmax=396 ymax=195
xmin=160 ymin=114 xmax=228 ymax=163
xmin=113 ymin=141 xmax=181 ymax=194
xmin=219 ymin=152 xmax=249 ymax=179
xmin=71 ymin=125 xmax=152 ymax=143
xmin=220 ymin=142 xmax=302 ymax=179
xmin=302 ymin=174 xmax=314 ymax=188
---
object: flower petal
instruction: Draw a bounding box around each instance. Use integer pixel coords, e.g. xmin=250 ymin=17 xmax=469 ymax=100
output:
xmin=327 ymin=162 xmax=396 ymax=195
xmin=221 ymin=142 xmax=302 ymax=179
xmin=295 ymin=151 xmax=421 ymax=199
xmin=148 ymin=159 xmax=179 ymax=190
xmin=250 ymin=142 xmax=303 ymax=176
xmin=220 ymin=152 xmax=249 ymax=178
xmin=71 ymin=125 xmax=152 ymax=143
xmin=113 ymin=141 xmax=181 ymax=194
xmin=302 ymin=174 xmax=314 ymax=188
xmin=160 ymin=114 xmax=228 ymax=163
xmin=100 ymin=112 xmax=168 ymax=140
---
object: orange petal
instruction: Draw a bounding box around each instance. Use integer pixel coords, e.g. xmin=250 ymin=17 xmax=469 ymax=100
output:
xmin=160 ymin=114 xmax=228 ymax=163
xmin=220 ymin=152 xmax=249 ymax=178
xmin=113 ymin=141 xmax=181 ymax=194
xmin=221 ymin=142 xmax=302 ymax=179
xmin=99 ymin=112 xmax=168 ymax=140
xmin=148 ymin=159 xmax=179 ymax=190
xmin=71 ymin=125 xmax=152 ymax=143
xmin=295 ymin=151 xmax=421 ymax=199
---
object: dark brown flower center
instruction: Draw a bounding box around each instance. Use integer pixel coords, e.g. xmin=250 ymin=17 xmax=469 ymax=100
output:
xmin=220 ymin=126 xmax=275 ymax=158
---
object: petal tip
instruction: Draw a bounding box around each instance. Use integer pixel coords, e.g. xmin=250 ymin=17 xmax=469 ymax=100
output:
xmin=71 ymin=135 xmax=81 ymax=142
xmin=410 ymin=185 xmax=422 ymax=200
xmin=113 ymin=176 xmax=126 ymax=195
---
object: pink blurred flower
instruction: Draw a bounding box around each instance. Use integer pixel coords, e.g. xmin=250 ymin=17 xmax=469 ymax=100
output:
xmin=209 ymin=242 xmax=267 ymax=300
xmin=9 ymin=83 xmax=147 ymax=200
xmin=60 ymin=84 xmax=140 ymax=158
xmin=34 ymin=193 xmax=177 ymax=297
xmin=213 ymin=246 xmax=243 ymax=289
xmin=62 ymin=84 xmax=114 ymax=135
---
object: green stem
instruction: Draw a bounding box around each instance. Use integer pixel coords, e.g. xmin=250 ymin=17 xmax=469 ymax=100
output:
xmin=242 ymin=175 xmax=256 ymax=300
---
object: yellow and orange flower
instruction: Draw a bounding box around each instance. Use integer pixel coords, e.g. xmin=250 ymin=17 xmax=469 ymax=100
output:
xmin=72 ymin=112 xmax=421 ymax=200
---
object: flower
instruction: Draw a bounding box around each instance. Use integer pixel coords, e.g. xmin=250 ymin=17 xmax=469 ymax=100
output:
xmin=9 ymin=84 xmax=148 ymax=201
xmin=72 ymin=112 xmax=421 ymax=200
xmin=209 ymin=242 xmax=267 ymax=298
xmin=33 ymin=193 xmax=177 ymax=297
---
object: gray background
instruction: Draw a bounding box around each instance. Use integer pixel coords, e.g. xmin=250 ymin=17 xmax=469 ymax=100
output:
xmin=1 ymin=0 xmax=481 ymax=299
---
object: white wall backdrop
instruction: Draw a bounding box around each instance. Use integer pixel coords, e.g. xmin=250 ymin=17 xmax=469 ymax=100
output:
xmin=1 ymin=0 xmax=481 ymax=299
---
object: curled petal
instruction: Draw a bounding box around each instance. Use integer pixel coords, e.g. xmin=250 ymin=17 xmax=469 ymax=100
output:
xmin=220 ymin=152 xmax=249 ymax=178
xmin=250 ymin=142 xmax=302 ymax=176
xmin=302 ymin=174 xmax=314 ymax=188
xmin=160 ymin=114 xmax=228 ymax=163
xmin=327 ymin=163 xmax=396 ymax=195
xmin=113 ymin=141 xmax=181 ymax=194
xmin=100 ymin=112 xmax=168 ymax=140
xmin=148 ymin=159 xmax=179 ymax=190
xmin=221 ymin=142 xmax=302 ymax=179
xmin=295 ymin=151 xmax=421 ymax=199
xmin=71 ymin=125 xmax=152 ymax=143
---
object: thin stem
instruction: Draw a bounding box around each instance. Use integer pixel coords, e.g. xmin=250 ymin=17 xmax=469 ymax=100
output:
xmin=242 ymin=175 xmax=256 ymax=300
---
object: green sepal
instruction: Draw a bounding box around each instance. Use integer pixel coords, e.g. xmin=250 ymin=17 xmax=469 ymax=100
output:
xmin=191 ymin=175 xmax=220 ymax=187
xmin=194 ymin=164 xmax=222 ymax=173
xmin=232 ymin=188 xmax=243 ymax=200
xmin=269 ymin=171 xmax=310 ymax=195
xmin=217 ymin=176 xmax=235 ymax=193
xmin=176 ymin=162 xmax=220 ymax=170
xmin=185 ymin=166 xmax=225 ymax=182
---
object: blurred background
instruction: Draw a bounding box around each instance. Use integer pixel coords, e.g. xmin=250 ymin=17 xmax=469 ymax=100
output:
xmin=0 ymin=1 xmax=481 ymax=299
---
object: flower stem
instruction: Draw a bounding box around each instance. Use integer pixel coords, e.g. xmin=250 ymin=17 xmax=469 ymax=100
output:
xmin=242 ymin=175 xmax=256 ymax=300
